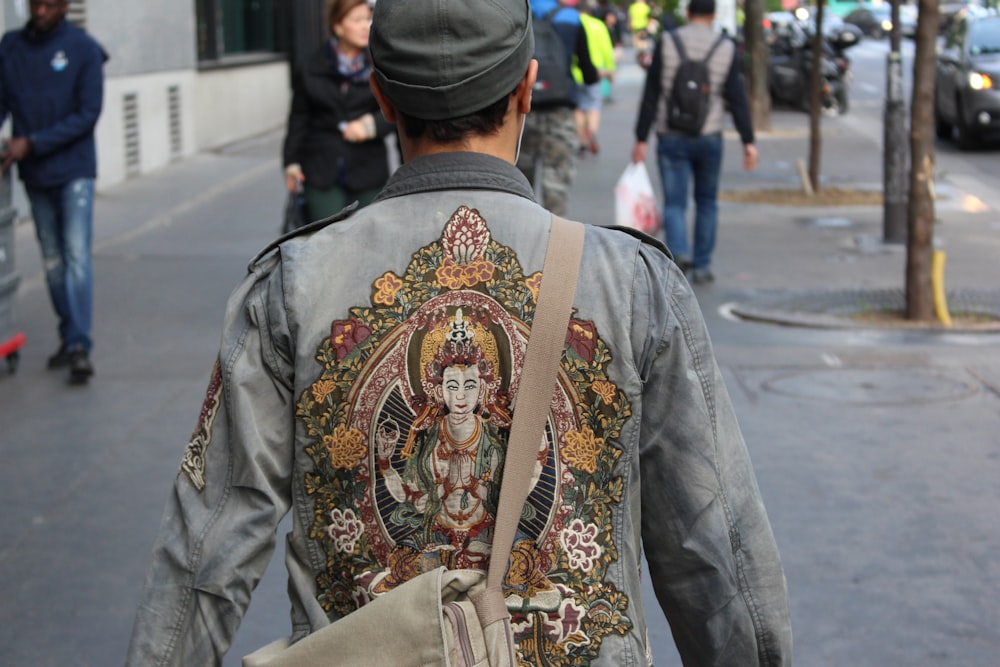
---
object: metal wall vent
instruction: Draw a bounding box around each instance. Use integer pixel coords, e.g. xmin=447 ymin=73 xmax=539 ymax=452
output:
xmin=123 ymin=93 xmax=141 ymax=177
xmin=67 ymin=1 xmax=87 ymax=29
xmin=168 ymin=85 xmax=182 ymax=160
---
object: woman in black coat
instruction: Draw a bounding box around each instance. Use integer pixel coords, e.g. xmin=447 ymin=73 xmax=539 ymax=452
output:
xmin=283 ymin=0 xmax=392 ymax=223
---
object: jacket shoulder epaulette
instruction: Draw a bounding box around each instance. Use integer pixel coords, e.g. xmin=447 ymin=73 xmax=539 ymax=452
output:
xmin=248 ymin=202 xmax=359 ymax=270
xmin=607 ymin=225 xmax=672 ymax=260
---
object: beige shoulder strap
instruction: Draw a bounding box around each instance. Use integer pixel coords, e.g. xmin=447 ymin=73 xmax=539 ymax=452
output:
xmin=486 ymin=215 xmax=585 ymax=592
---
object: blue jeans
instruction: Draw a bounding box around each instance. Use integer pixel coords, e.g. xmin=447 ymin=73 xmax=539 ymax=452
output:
xmin=656 ymin=132 xmax=723 ymax=271
xmin=26 ymin=178 xmax=95 ymax=353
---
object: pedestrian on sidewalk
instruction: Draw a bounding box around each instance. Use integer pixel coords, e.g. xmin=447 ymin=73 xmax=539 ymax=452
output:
xmin=126 ymin=0 xmax=790 ymax=664
xmin=628 ymin=0 xmax=652 ymax=50
xmin=0 ymin=0 xmax=107 ymax=383
xmin=631 ymin=0 xmax=758 ymax=284
xmin=572 ymin=10 xmax=616 ymax=155
xmin=282 ymin=0 xmax=393 ymax=224
xmin=518 ymin=0 xmax=598 ymax=215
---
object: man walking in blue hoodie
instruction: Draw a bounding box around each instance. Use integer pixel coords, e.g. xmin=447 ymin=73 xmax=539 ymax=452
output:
xmin=0 ymin=0 xmax=106 ymax=383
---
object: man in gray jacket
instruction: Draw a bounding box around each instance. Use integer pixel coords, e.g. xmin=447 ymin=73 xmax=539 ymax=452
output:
xmin=126 ymin=0 xmax=791 ymax=664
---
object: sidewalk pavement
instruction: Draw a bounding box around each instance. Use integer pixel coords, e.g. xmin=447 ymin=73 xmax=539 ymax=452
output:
xmin=570 ymin=62 xmax=1000 ymax=329
xmin=1 ymin=50 xmax=998 ymax=667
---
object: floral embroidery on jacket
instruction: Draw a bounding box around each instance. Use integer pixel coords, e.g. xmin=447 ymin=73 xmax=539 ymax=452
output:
xmin=180 ymin=360 xmax=223 ymax=492
xmin=297 ymin=206 xmax=633 ymax=664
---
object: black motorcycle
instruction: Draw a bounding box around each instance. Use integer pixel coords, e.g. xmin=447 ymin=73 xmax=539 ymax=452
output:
xmin=767 ymin=19 xmax=860 ymax=115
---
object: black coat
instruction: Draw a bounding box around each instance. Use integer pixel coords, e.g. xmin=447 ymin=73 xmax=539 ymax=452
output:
xmin=282 ymin=42 xmax=392 ymax=191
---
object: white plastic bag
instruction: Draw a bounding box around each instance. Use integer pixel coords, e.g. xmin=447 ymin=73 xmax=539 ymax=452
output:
xmin=614 ymin=162 xmax=661 ymax=235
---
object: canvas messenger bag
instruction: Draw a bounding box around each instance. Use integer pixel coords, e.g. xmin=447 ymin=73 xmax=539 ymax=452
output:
xmin=243 ymin=216 xmax=585 ymax=667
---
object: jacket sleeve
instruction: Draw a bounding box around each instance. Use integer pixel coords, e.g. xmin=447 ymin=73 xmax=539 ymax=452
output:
xmin=723 ymin=47 xmax=755 ymax=146
xmin=28 ymin=38 xmax=105 ymax=159
xmin=574 ymin=24 xmax=600 ymax=85
xmin=282 ymin=65 xmax=310 ymax=168
xmin=125 ymin=254 xmax=297 ymax=666
xmin=634 ymin=248 xmax=792 ymax=665
xmin=598 ymin=22 xmax=616 ymax=73
xmin=633 ymin=36 xmax=663 ymax=141
xmin=0 ymin=36 xmax=10 ymax=122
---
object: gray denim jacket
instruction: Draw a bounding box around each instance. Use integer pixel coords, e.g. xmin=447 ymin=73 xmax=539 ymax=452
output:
xmin=126 ymin=152 xmax=791 ymax=666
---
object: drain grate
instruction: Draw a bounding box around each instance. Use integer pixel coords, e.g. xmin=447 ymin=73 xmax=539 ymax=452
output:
xmin=760 ymin=367 xmax=980 ymax=405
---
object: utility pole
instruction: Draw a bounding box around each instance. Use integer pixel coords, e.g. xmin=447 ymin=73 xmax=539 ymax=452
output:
xmin=883 ymin=0 xmax=908 ymax=244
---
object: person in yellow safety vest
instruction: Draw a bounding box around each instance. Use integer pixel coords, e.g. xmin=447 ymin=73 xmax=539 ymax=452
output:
xmin=572 ymin=12 xmax=617 ymax=155
xmin=628 ymin=0 xmax=652 ymax=49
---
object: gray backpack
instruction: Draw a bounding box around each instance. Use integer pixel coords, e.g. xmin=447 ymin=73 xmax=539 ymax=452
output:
xmin=667 ymin=31 xmax=726 ymax=135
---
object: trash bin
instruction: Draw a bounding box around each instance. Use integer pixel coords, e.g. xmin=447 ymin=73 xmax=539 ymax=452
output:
xmin=0 ymin=203 xmax=25 ymax=373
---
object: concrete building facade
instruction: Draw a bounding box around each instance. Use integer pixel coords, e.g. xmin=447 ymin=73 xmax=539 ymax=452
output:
xmin=2 ymin=0 xmax=328 ymax=191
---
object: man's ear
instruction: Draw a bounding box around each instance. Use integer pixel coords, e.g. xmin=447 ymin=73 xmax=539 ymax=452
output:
xmin=516 ymin=60 xmax=539 ymax=115
xmin=369 ymin=73 xmax=398 ymax=123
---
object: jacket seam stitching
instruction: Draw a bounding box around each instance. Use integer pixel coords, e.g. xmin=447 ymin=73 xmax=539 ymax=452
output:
xmin=157 ymin=314 xmax=249 ymax=665
xmin=669 ymin=285 xmax=775 ymax=664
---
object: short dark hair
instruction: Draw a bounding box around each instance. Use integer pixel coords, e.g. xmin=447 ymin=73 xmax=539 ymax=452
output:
xmin=395 ymin=90 xmax=515 ymax=142
xmin=687 ymin=0 xmax=716 ymax=16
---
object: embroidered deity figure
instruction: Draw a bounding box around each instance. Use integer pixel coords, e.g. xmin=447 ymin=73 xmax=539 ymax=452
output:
xmin=379 ymin=310 xmax=508 ymax=567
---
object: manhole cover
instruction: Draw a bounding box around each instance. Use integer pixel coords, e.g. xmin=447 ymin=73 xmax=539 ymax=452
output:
xmin=803 ymin=216 xmax=855 ymax=228
xmin=762 ymin=367 xmax=979 ymax=405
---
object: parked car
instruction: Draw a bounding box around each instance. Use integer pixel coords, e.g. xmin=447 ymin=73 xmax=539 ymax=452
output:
xmin=899 ymin=3 xmax=918 ymax=39
xmin=844 ymin=4 xmax=891 ymax=37
xmin=826 ymin=0 xmax=866 ymax=20
xmin=934 ymin=10 xmax=1000 ymax=148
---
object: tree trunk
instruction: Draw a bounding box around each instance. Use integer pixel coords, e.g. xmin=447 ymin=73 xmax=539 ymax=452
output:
xmin=906 ymin=0 xmax=939 ymax=321
xmin=883 ymin=0 xmax=909 ymax=244
xmin=808 ymin=0 xmax=825 ymax=192
xmin=745 ymin=0 xmax=771 ymax=132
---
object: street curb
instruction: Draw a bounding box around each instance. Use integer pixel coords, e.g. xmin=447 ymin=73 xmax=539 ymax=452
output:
xmin=728 ymin=287 xmax=1000 ymax=333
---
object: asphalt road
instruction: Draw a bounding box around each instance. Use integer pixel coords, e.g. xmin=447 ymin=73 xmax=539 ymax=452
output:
xmin=1 ymin=41 xmax=998 ymax=667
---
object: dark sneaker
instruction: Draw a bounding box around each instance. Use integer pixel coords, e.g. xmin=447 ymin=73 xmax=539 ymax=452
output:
xmin=47 ymin=345 xmax=73 ymax=369
xmin=691 ymin=268 xmax=715 ymax=285
xmin=69 ymin=349 xmax=94 ymax=384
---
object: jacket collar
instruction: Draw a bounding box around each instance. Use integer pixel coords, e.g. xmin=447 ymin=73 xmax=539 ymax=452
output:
xmin=376 ymin=152 xmax=536 ymax=203
xmin=24 ymin=17 xmax=68 ymax=43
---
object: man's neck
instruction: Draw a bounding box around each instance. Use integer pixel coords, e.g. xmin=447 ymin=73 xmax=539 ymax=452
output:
xmin=687 ymin=15 xmax=715 ymax=27
xmin=398 ymin=109 xmax=525 ymax=165
xmin=29 ymin=18 xmax=64 ymax=36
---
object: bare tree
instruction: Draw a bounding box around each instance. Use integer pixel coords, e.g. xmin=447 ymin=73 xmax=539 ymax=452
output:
xmin=807 ymin=0 xmax=826 ymax=191
xmin=905 ymin=0 xmax=939 ymax=321
xmin=744 ymin=0 xmax=771 ymax=132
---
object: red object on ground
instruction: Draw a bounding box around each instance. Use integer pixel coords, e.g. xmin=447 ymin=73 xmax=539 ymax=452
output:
xmin=0 ymin=330 xmax=26 ymax=360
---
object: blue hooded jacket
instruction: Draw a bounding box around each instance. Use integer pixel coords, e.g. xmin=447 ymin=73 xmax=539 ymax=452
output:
xmin=0 ymin=18 xmax=107 ymax=188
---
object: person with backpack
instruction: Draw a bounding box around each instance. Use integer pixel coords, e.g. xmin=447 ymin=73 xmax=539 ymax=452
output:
xmin=631 ymin=0 xmax=758 ymax=285
xmin=517 ymin=0 xmax=598 ymax=215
